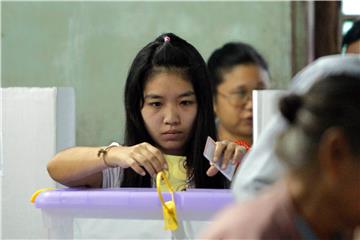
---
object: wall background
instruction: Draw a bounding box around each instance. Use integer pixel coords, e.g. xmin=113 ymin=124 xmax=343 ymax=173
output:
xmin=2 ymin=1 xmax=305 ymax=147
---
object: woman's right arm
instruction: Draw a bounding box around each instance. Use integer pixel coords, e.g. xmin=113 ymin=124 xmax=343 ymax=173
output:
xmin=47 ymin=147 xmax=108 ymax=188
xmin=47 ymin=143 xmax=167 ymax=188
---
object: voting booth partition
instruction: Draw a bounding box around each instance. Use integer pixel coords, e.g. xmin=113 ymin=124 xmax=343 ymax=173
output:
xmin=252 ymin=89 xmax=287 ymax=144
xmin=1 ymin=88 xmax=75 ymax=239
xmin=34 ymin=188 xmax=233 ymax=239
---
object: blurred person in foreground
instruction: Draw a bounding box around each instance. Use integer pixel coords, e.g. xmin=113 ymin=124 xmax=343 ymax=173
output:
xmin=200 ymin=55 xmax=360 ymax=239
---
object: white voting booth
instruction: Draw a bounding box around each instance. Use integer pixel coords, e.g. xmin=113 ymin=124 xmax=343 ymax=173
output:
xmin=253 ymin=89 xmax=287 ymax=144
xmin=1 ymin=88 xmax=75 ymax=239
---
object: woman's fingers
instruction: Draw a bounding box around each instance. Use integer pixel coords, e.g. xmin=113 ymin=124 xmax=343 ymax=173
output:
xmin=131 ymin=151 xmax=156 ymax=177
xmin=206 ymin=165 xmax=219 ymax=177
xmin=214 ymin=141 xmax=236 ymax=170
xmin=213 ymin=141 xmax=228 ymax=164
xmin=129 ymin=159 xmax=146 ymax=176
xmin=232 ymin=146 xmax=247 ymax=164
xmin=126 ymin=142 xmax=167 ymax=177
xmin=143 ymin=143 xmax=168 ymax=171
xmin=214 ymin=141 xmax=247 ymax=170
xmin=222 ymin=142 xmax=236 ymax=169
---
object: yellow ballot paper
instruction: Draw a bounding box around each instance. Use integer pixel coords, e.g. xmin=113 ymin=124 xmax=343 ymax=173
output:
xmin=158 ymin=155 xmax=187 ymax=191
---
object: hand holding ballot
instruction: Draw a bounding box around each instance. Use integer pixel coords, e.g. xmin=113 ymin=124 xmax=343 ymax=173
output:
xmin=204 ymin=136 xmax=248 ymax=180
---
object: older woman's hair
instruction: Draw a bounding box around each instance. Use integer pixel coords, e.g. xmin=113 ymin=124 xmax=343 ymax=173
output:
xmin=276 ymin=74 xmax=360 ymax=169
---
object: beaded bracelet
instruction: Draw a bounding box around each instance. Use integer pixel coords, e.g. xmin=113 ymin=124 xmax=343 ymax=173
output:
xmin=97 ymin=142 xmax=120 ymax=168
xmin=234 ymin=140 xmax=251 ymax=152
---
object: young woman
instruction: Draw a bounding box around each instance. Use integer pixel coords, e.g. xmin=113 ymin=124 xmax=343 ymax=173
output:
xmin=47 ymin=33 xmax=246 ymax=189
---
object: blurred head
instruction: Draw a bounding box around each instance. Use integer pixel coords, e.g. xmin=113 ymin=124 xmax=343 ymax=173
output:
xmin=207 ymin=42 xmax=270 ymax=143
xmin=342 ymin=19 xmax=360 ymax=54
xmin=122 ymin=33 xmax=226 ymax=188
xmin=277 ymin=68 xmax=360 ymax=228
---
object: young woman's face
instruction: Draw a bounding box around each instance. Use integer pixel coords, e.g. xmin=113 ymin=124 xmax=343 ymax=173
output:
xmin=214 ymin=64 xmax=270 ymax=140
xmin=141 ymin=71 xmax=198 ymax=155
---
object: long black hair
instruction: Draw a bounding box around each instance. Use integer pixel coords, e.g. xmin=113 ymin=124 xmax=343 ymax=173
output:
xmin=121 ymin=33 xmax=228 ymax=188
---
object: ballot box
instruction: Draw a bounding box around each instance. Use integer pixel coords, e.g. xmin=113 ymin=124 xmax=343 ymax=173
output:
xmin=34 ymin=188 xmax=233 ymax=239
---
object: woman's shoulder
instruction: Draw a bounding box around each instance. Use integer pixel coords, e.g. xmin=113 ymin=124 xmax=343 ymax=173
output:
xmin=210 ymin=182 xmax=299 ymax=238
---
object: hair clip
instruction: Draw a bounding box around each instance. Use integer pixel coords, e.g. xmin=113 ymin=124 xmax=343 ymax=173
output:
xmin=164 ymin=36 xmax=170 ymax=42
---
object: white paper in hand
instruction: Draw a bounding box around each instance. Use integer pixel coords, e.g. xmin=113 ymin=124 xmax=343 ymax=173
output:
xmin=203 ymin=136 xmax=236 ymax=181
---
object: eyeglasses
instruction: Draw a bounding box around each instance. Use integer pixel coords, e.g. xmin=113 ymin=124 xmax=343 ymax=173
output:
xmin=217 ymin=89 xmax=253 ymax=107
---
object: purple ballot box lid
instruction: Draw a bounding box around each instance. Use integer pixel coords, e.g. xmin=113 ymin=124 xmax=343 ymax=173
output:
xmin=34 ymin=188 xmax=234 ymax=220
